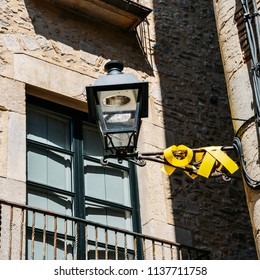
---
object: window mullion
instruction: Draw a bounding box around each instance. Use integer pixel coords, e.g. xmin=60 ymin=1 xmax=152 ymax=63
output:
xmin=72 ymin=117 xmax=86 ymax=259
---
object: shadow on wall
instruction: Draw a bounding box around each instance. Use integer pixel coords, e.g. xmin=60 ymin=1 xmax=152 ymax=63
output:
xmin=152 ymin=0 xmax=257 ymax=259
xmin=23 ymin=0 xmax=258 ymax=259
xmin=24 ymin=0 xmax=153 ymax=74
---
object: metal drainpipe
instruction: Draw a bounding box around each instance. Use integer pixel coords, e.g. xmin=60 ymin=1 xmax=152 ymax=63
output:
xmin=213 ymin=0 xmax=260 ymax=258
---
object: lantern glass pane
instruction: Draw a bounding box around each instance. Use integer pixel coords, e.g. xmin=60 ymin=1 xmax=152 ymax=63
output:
xmin=107 ymin=132 xmax=135 ymax=149
xmin=97 ymin=89 xmax=138 ymax=131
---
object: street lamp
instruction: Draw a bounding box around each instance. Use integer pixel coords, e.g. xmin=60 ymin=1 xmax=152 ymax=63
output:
xmin=86 ymin=60 xmax=239 ymax=182
xmin=86 ymin=60 xmax=148 ymax=162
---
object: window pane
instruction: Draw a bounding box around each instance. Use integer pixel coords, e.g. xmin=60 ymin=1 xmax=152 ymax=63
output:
xmin=83 ymin=124 xmax=129 ymax=166
xmin=27 ymin=107 xmax=47 ymax=144
xmin=84 ymin=160 xmax=131 ymax=206
xmin=27 ymin=106 xmax=71 ymax=150
xmin=47 ymin=150 xmax=72 ymax=191
xmin=85 ymin=201 xmax=133 ymax=248
xmin=83 ymin=124 xmax=103 ymax=157
xmin=27 ymin=189 xmax=73 ymax=234
xmin=105 ymin=168 xmax=130 ymax=205
xmin=84 ymin=163 xmax=106 ymax=200
xmin=27 ymin=146 xmax=47 ymax=185
xmin=27 ymin=146 xmax=72 ymax=191
xmin=47 ymin=114 xmax=70 ymax=150
xmin=27 ymin=231 xmax=74 ymax=260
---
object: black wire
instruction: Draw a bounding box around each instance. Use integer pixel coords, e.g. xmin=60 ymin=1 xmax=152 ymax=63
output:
xmin=234 ymin=1 xmax=260 ymax=190
xmin=233 ymin=137 xmax=260 ymax=189
xmin=241 ymin=0 xmax=260 ymax=123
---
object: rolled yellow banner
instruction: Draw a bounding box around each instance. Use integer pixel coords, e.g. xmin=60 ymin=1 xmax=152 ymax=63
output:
xmin=164 ymin=145 xmax=194 ymax=167
xmin=161 ymin=145 xmax=239 ymax=179
xmin=197 ymin=146 xmax=238 ymax=178
xmin=162 ymin=145 xmax=193 ymax=175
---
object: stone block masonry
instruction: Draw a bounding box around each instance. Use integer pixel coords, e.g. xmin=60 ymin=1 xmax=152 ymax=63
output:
xmin=0 ymin=0 xmax=257 ymax=259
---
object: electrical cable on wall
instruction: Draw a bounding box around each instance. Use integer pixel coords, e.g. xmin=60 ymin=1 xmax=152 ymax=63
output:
xmin=241 ymin=0 xmax=260 ymax=131
xmin=233 ymin=137 xmax=260 ymax=189
xmin=234 ymin=0 xmax=260 ymax=189
xmin=241 ymin=0 xmax=260 ymax=122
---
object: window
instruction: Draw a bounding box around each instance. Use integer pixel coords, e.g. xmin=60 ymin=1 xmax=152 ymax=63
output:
xmin=26 ymin=96 xmax=140 ymax=259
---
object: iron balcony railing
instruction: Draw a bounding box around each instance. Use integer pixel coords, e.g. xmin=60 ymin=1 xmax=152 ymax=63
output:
xmin=0 ymin=199 xmax=210 ymax=260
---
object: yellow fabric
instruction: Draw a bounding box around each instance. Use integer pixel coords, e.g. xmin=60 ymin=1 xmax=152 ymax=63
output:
xmin=161 ymin=145 xmax=239 ymax=179
xmin=204 ymin=147 xmax=238 ymax=174
xmin=197 ymin=151 xmax=216 ymax=178
xmin=160 ymin=164 xmax=176 ymax=175
xmin=163 ymin=145 xmax=193 ymax=167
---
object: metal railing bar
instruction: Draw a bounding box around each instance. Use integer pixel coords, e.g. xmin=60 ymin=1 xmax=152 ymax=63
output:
xmin=187 ymin=248 xmax=191 ymax=260
xmin=43 ymin=214 xmax=47 ymax=260
xmin=19 ymin=208 xmax=25 ymax=260
xmin=161 ymin=242 xmax=165 ymax=260
xmin=8 ymin=206 xmax=13 ymax=260
xmin=64 ymin=219 xmax=68 ymax=260
xmin=0 ymin=199 xmax=181 ymax=246
xmin=152 ymin=240 xmax=155 ymax=260
xmin=105 ymin=228 xmax=108 ymax=260
xmin=0 ymin=199 xmax=210 ymax=259
xmin=85 ymin=224 xmax=89 ymax=260
xmin=95 ymin=226 xmax=98 ymax=260
xmin=74 ymin=222 xmax=78 ymax=260
xmin=142 ymin=238 xmax=146 ymax=260
xmin=31 ymin=211 xmax=35 ymax=260
xmin=124 ymin=234 xmax=128 ymax=260
xmin=134 ymin=236 xmax=137 ymax=260
xmin=179 ymin=247 xmax=183 ymax=260
xmin=53 ymin=216 xmax=58 ymax=260
xmin=27 ymin=226 xmax=137 ymax=258
xmin=115 ymin=231 xmax=118 ymax=260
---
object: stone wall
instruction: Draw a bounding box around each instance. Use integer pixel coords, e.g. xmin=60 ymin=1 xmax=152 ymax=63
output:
xmin=139 ymin=0 xmax=257 ymax=259
xmin=0 ymin=0 xmax=257 ymax=259
xmin=213 ymin=0 xmax=260 ymax=258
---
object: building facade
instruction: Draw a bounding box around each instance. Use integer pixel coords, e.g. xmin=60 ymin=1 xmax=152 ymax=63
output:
xmin=213 ymin=0 xmax=260 ymax=258
xmin=0 ymin=0 xmax=257 ymax=259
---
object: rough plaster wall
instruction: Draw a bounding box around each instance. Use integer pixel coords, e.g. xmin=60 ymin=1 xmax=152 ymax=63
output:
xmin=0 ymin=0 xmax=257 ymax=259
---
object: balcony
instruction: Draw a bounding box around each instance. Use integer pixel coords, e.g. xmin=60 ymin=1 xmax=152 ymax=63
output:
xmin=0 ymin=199 xmax=210 ymax=260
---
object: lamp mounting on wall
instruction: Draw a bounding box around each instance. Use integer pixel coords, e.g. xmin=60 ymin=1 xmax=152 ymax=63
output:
xmin=86 ymin=60 xmax=240 ymax=182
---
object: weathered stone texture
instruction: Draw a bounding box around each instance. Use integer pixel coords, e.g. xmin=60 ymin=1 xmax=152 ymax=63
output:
xmin=0 ymin=0 xmax=257 ymax=259
xmin=214 ymin=0 xmax=260 ymax=258
xmin=0 ymin=110 xmax=8 ymax=178
xmin=144 ymin=0 xmax=257 ymax=259
xmin=0 ymin=76 xmax=25 ymax=113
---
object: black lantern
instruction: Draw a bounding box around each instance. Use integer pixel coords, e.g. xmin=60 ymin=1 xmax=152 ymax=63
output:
xmin=86 ymin=61 xmax=148 ymax=159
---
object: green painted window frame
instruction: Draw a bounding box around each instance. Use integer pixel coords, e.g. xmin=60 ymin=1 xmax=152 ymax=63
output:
xmin=26 ymin=95 xmax=142 ymax=259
